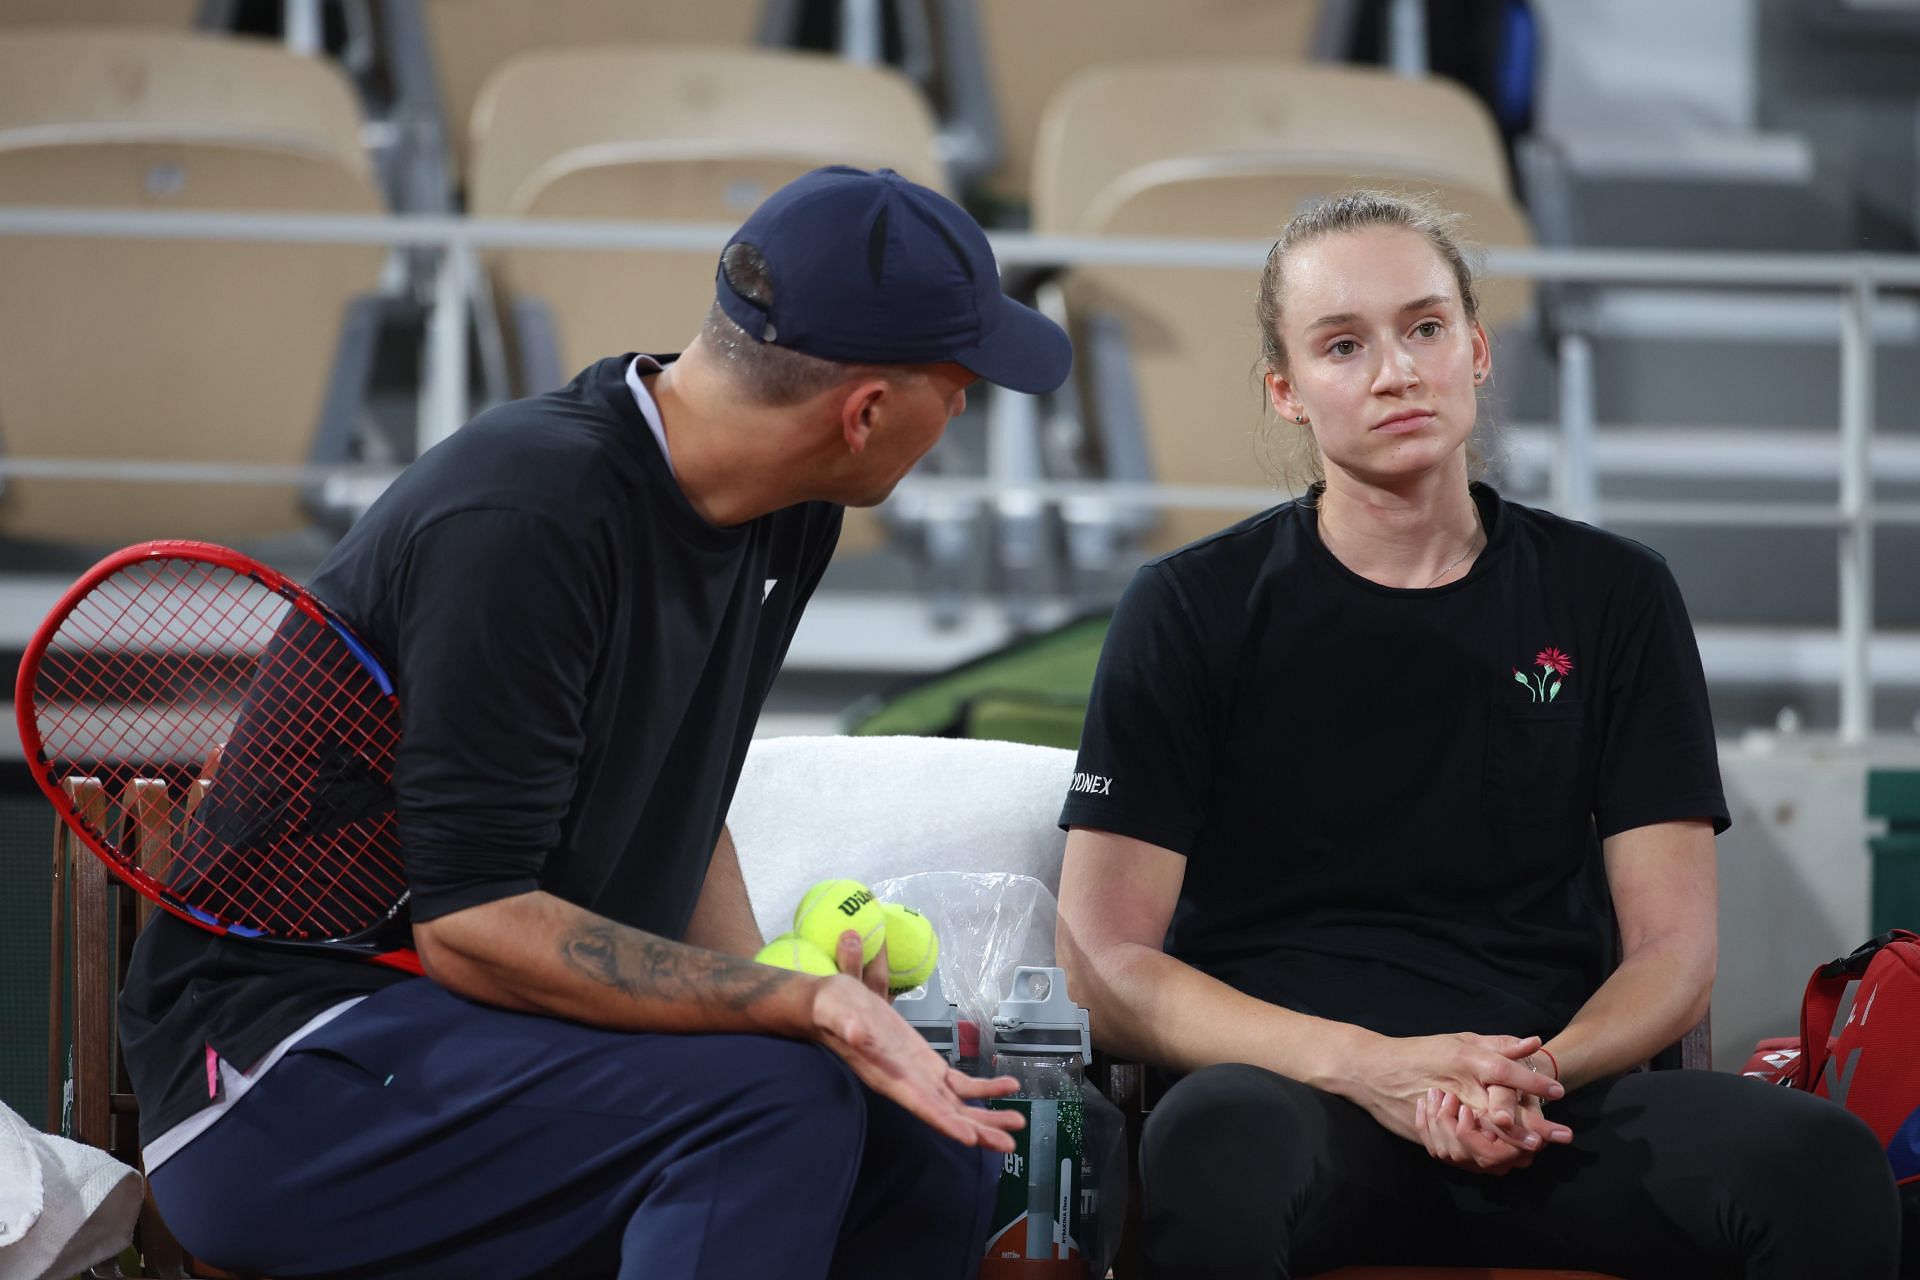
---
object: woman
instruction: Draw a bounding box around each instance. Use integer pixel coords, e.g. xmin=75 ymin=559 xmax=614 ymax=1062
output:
xmin=1055 ymin=191 xmax=1899 ymax=1278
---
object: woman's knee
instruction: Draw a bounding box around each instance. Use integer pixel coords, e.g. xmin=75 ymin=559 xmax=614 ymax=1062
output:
xmin=1738 ymin=1092 xmax=1899 ymax=1234
xmin=1142 ymin=1063 xmax=1307 ymax=1182
xmin=1139 ymin=1064 xmax=1323 ymax=1269
xmin=1623 ymin=1078 xmax=1902 ymax=1274
xmin=1714 ymin=1087 xmax=1890 ymax=1192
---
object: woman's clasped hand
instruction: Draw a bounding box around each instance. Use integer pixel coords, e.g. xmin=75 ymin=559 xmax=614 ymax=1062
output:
xmin=1343 ymin=1032 xmax=1573 ymax=1175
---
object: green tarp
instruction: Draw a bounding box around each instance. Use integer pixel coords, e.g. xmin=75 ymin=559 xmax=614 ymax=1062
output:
xmin=842 ymin=613 xmax=1111 ymax=751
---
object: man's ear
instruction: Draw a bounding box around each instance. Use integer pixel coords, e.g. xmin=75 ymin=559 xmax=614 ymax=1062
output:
xmin=839 ymin=379 xmax=890 ymax=456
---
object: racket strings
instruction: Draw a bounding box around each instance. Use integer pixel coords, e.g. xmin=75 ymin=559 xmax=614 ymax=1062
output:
xmin=186 ymin=601 xmax=402 ymax=935
xmin=227 ymin=615 xmax=402 ymax=924
xmin=49 ymin=561 xmax=264 ymax=733
xmin=31 ymin=556 xmax=403 ymax=940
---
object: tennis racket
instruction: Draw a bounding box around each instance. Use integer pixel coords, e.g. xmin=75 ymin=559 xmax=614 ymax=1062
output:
xmin=17 ymin=540 xmax=420 ymax=973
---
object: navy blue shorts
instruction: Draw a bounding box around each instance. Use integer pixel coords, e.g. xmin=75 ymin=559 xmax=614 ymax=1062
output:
xmin=150 ymin=978 xmax=999 ymax=1280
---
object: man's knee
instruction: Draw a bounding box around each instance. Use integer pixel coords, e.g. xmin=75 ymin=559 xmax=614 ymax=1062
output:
xmin=862 ymin=1091 xmax=1002 ymax=1217
xmin=820 ymin=1095 xmax=1001 ymax=1279
xmin=735 ymin=1039 xmax=866 ymax=1162
xmin=916 ymin=1122 xmax=1002 ymax=1213
xmin=147 ymin=1167 xmax=228 ymax=1272
xmin=897 ymin=1126 xmax=1000 ymax=1236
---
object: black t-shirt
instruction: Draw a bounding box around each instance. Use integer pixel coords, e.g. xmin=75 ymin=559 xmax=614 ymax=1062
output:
xmin=120 ymin=354 xmax=841 ymax=1141
xmin=1059 ymin=484 xmax=1728 ymax=1041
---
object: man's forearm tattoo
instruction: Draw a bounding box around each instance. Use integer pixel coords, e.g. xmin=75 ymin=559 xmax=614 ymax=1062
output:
xmin=560 ymin=922 xmax=796 ymax=1012
xmin=561 ymin=924 xmax=636 ymax=996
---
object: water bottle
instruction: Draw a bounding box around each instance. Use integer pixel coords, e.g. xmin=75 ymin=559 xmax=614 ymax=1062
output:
xmin=981 ymin=967 xmax=1091 ymax=1278
xmin=955 ymin=1016 xmax=984 ymax=1078
xmin=891 ymin=967 xmax=960 ymax=1067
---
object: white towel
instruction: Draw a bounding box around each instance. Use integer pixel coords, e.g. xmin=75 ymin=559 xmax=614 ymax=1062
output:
xmin=0 ymin=1100 xmax=141 ymax=1280
xmin=729 ymin=735 xmax=1077 ymax=944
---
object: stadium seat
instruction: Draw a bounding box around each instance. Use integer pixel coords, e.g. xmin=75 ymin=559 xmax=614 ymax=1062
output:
xmin=49 ymin=776 xmax=214 ymax=1277
xmin=1029 ymin=61 xmax=1537 ymax=566
xmin=468 ymin=44 xmax=945 ymax=380
xmin=468 ymin=43 xmax=949 ymax=559
xmin=0 ymin=28 xmax=389 ymax=546
xmin=412 ymin=0 xmax=772 ymax=192
xmin=1305 ymin=1270 xmax=1625 ymax=1279
xmin=0 ymin=0 xmax=206 ymax=31
xmin=949 ymin=0 xmax=1321 ymax=212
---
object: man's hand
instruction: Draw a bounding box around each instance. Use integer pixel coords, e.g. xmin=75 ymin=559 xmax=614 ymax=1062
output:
xmin=810 ymin=973 xmax=1024 ymax=1151
xmin=833 ymin=927 xmax=891 ymax=998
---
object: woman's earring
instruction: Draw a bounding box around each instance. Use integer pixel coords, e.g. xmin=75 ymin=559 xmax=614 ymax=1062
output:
xmin=1474 ymin=370 xmax=1485 ymax=382
xmin=1294 ymin=414 xmax=1305 ymax=424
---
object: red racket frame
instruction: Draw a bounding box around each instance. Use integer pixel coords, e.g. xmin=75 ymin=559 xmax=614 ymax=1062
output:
xmin=16 ymin=540 xmax=421 ymax=974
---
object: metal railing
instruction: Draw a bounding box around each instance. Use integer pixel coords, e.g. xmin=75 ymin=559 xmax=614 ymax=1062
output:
xmin=2 ymin=205 xmax=1917 ymax=737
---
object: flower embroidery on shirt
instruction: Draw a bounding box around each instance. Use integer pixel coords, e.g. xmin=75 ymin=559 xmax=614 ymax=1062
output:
xmin=1514 ymin=646 xmax=1573 ymax=702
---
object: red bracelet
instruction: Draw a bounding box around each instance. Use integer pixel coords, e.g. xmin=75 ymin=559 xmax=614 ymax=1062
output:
xmin=1540 ymin=1046 xmax=1560 ymax=1081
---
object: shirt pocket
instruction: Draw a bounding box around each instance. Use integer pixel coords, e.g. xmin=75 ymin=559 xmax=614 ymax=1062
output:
xmin=1483 ymin=699 xmax=1590 ymax=825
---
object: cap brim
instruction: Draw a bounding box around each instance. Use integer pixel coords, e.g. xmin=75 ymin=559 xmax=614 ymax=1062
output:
xmin=952 ymin=295 xmax=1074 ymax=395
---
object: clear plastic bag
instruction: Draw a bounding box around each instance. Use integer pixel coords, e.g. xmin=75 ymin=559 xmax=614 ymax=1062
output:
xmin=1080 ymin=1079 xmax=1127 ymax=1280
xmin=871 ymin=870 xmax=1057 ymax=1064
xmin=873 ymin=872 xmax=1128 ymax=1280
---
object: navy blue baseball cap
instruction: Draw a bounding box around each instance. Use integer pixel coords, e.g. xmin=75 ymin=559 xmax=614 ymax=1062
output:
xmin=715 ymin=166 xmax=1072 ymax=395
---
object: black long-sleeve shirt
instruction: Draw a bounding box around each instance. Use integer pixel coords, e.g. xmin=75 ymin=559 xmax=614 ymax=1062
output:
xmin=121 ymin=354 xmax=840 ymax=1141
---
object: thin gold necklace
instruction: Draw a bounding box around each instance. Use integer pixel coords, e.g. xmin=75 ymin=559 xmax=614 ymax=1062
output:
xmin=1319 ymin=500 xmax=1483 ymax=588
xmin=1422 ymin=504 xmax=1484 ymax=588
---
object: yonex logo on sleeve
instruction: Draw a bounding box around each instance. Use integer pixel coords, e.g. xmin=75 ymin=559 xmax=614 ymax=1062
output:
xmin=1069 ymin=773 xmax=1112 ymax=796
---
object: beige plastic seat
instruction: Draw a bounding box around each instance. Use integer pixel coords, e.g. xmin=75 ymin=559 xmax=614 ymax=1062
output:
xmin=970 ymin=0 xmax=1320 ymax=208
xmin=1032 ymin=61 xmax=1537 ymax=555
xmin=470 ymin=45 xmax=947 ymax=557
xmin=422 ymin=0 xmax=769 ymax=188
xmin=0 ymin=1 xmax=202 ymax=30
xmin=470 ymin=44 xmax=946 ymax=365
xmin=0 ymin=29 xmax=388 ymax=545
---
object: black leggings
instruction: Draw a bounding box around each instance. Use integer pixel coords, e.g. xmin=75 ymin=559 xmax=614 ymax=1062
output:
xmin=1139 ymin=1063 xmax=1900 ymax=1279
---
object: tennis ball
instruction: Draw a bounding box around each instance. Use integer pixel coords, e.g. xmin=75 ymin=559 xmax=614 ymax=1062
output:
xmin=794 ymin=878 xmax=886 ymax=966
xmin=881 ymin=903 xmax=938 ymax=992
xmin=753 ymin=933 xmax=839 ymax=976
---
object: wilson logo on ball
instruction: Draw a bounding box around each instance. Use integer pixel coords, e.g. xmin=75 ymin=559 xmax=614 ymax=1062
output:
xmin=837 ymin=889 xmax=876 ymax=916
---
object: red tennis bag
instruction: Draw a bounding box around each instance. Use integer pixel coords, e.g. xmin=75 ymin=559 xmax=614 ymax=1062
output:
xmin=1782 ymin=930 xmax=1920 ymax=1274
xmin=1738 ymin=1035 xmax=1803 ymax=1086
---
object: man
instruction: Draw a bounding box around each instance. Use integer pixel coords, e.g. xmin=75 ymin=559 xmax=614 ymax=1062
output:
xmin=121 ymin=166 xmax=1073 ymax=1278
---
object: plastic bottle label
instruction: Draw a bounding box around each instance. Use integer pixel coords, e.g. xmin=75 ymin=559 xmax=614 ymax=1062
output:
xmin=981 ymin=1093 xmax=1084 ymax=1276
